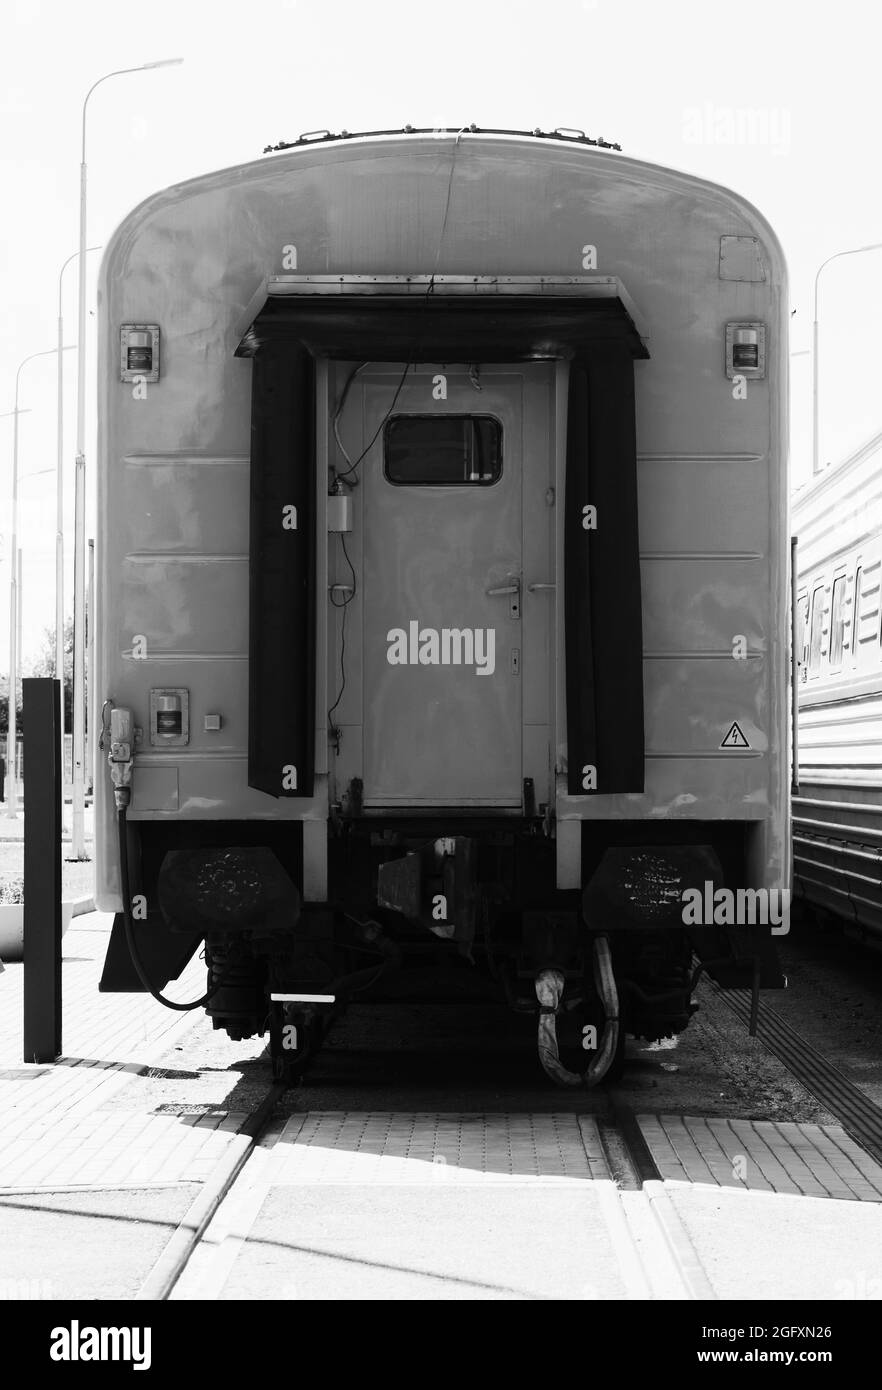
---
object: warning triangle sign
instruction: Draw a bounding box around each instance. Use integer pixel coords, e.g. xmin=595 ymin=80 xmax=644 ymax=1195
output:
xmin=720 ymin=720 xmax=750 ymax=749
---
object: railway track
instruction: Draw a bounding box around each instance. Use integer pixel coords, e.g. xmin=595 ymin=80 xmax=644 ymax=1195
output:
xmin=134 ymin=977 xmax=882 ymax=1301
xmin=709 ymin=981 xmax=882 ymax=1165
xmin=592 ymin=1101 xmax=716 ymax=1299
xmin=136 ymin=1082 xmax=288 ymax=1302
xmin=136 ymin=1086 xmax=716 ymax=1301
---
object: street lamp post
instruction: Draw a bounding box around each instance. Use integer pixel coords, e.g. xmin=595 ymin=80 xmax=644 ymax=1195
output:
xmin=5 ymin=349 xmax=74 ymax=817
xmin=812 ymin=242 xmax=882 ymax=475
xmin=58 ymin=247 xmax=99 ymax=815
xmin=71 ymin=57 xmax=183 ymax=860
xmin=16 ymin=548 xmax=21 ymax=791
xmin=87 ymin=537 xmax=95 ymax=798
xmin=0 ymin=407 xmax=28 ymax=811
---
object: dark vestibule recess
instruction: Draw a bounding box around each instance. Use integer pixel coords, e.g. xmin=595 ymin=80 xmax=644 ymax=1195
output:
xmin=235 ymin=283 xmax=649 ymax=799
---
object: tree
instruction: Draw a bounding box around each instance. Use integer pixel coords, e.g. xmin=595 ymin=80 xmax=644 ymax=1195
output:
xmin=0 ymin=674 xmax=22 ymax=737
xmin=29 ymin=618 xmax=73 ymax=729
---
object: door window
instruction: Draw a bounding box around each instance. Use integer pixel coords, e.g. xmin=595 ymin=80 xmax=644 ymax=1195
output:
xmin=384 ymin=415 xmax=502 ymax=485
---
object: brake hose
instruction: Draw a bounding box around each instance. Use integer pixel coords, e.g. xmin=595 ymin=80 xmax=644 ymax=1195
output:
xmin=534 ymin=935 xmax=621 ymax=1087
xmin=117 ymin=800 xmax=235 ymax=1011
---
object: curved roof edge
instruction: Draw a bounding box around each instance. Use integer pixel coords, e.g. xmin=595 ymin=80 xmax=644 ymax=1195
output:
xmin=98 ymin=129 xmax=788 ymax=299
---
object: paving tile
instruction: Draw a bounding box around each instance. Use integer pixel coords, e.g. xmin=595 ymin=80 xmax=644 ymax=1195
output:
xmin=0 ymin=918 xmax=207 ymax=1192
xmin=723 ymin=1119 xmax=805 ymax=1194
xmin=638 ymin=1114 xmax=882 ymax=1202
xmin=266 ymin=1113 xmax=600 ymax=1187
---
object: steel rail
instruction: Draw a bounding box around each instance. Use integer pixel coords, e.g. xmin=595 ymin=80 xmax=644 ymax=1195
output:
xmin=598 ymin=1101 xmax=716 ymax=1300
xmin=710 ymin=985 xmax=882 ymax=1163
xmin=136 ymin=1081 xmax=287 ymax=1300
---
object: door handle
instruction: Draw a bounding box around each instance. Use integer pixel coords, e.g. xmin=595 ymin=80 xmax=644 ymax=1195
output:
xmin=486 ymin=576 xmax=521 ymax=619
xmin=527 ymin=582 xmax=556 ymax=593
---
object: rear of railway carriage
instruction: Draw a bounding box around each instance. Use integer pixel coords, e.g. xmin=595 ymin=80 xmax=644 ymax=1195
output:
xmin=96 ymin=128 xmax=790 ymax=1085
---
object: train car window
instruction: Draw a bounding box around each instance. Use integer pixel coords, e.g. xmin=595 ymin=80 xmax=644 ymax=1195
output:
xmin=851 ymin=561 xmax=882 ymax=660
xmin=797 ymin=595 xmax=809 ymax=673
xmin=829 ymin=575 xmax=846 ymax=667
xmin=808 ymin=584 xmax=825 ymax=671
xmin=384 ymin=415 xmax=502 ymax=485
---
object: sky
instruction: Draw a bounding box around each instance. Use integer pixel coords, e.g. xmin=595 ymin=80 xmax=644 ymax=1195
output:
xmin=1 ymin=0 xmax=881 ymax=668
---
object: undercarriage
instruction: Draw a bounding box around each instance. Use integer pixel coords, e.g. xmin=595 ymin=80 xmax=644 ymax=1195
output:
xmin=103 ymin=816 xmax=783 ymax=1088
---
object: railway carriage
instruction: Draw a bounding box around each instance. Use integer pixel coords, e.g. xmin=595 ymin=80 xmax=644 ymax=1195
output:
xmin=793 ymin=431 xmax=882 ymax=940
xmin=96 ymin=126 xmax=789 ymax=1085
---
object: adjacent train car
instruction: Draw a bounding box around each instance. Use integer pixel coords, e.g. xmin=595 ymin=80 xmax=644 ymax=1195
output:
xmin=95 ymin=127 xmax=789 ymax=1085
xmin=793 ymin=430 xmax=882 ymax=939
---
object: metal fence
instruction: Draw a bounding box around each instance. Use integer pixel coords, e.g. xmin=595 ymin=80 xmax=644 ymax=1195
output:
xmin=2 ymin=736 xmax=74 ymax=786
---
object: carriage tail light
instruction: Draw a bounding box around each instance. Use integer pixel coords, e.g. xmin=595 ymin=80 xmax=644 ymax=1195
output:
xmin=120 ymin=324 xmax=160 ymax=382
xmin=725 ymin=321 xmax=766 ymax=379
xmin=149 ymin=688 xmax=189 ymax=746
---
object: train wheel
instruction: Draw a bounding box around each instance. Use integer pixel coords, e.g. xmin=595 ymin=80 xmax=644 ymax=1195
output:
xmin=269 ymin=1009 xmax=324 ymax=1085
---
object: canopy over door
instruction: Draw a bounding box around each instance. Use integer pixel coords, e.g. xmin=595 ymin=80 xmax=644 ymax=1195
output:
xmin=238 ymin=275 xmax=648 ymax=799
xmin=236 ymin=274 xmax=649 ymax=362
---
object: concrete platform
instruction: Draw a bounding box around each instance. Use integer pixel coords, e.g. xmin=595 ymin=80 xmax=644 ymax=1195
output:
xmin=172 ymin=1112 xmax=675 ymax=1300
xmin=172 ymin=1110 xmax=882 ymax=1301
xmin=5 ymin=920 xmax=882 ymax=1299
xmin=0 ymin=913 xmax=218 ymax=1194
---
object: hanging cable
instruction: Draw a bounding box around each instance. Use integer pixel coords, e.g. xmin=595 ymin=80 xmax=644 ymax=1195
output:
xmin=331 ymin=361 xmax=368 ymax=486
xmin=326 ymin=129 xmax=467 ymax=743
xmin=116 ymin=801 xmax=241 ymax=1011
xmin=332 ymin=359 xmax=413 ymax=489
xmin=327 ymin=531 xmax=356 ymax=739
xmin=331 ymin=127 xmax=467 ymax=490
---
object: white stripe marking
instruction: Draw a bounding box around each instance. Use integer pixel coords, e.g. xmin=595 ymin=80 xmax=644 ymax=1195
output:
xmin=270 ymin=993 xmax=336 ymax=1004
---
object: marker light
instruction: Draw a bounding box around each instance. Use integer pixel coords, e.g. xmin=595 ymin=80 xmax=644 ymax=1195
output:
xmin=725 ymin=321 xmax=766 ymax=380
xmin=120 ymin=324 xmax=160 ymax=382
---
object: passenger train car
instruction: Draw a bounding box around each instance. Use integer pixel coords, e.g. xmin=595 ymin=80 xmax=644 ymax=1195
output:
xmin=793 ymin=430 xmax=882 ymax=940
xmin=96 ymin=127 xmax=789 ymax=1085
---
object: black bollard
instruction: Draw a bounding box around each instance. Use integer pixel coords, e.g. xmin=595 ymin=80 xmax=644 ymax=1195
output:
xmin=22 ymin=678 xmax=62 ymax=1063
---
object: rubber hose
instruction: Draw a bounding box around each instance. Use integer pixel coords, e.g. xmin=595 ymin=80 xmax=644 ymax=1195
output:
xmin=117 ymin=803 xmax=232 ymax=1011
xmin=534 ymin=935 xmax=621 ymax=1088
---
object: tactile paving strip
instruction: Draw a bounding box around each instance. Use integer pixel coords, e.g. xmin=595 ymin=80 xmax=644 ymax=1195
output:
xmin=266 ymin=1112 xmax=612 ymax=1186
xmin=639 ymin=1114 xmax=882 ymax=1201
